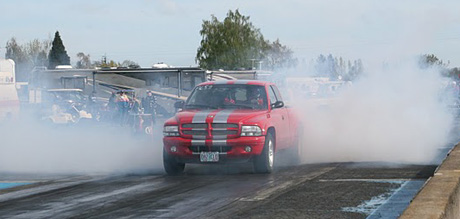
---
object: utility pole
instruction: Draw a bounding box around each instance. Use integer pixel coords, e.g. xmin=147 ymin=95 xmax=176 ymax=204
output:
xmin=102 ymin=54 xmax=107 ymax=66
xmin=249 ymin=59 xmax=257 ymax=70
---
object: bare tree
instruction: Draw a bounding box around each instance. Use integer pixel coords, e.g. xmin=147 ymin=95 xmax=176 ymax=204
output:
xmin=76 ymin=52 xmax=92 ymax=69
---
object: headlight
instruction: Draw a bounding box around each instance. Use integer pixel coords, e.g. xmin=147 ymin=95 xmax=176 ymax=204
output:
xmin=163 ymin=125 xmax=180 ymax=136
xmin=241 ymin=125 xmax=262 ymax=136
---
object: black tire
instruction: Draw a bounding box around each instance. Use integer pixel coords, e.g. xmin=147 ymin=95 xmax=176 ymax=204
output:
xmin=163 ymin=149 xmax=185 ymax=175
xmin=254 ymin=132 xmax=275 ymax=173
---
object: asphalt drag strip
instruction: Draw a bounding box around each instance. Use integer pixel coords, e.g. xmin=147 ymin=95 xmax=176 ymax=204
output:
xmin=226 ymin=163 xmax=436 ymax=219
xmin=0 ymin=162 xmax=436 ymax=218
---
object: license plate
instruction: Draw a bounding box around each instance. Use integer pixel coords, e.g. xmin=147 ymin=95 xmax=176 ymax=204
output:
xmin=200 ymin=152 xmax=219 ymax=162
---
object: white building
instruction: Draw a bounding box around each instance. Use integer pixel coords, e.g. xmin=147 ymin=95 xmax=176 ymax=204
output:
xmin=0 ymin=59 xmax=20 ymax=120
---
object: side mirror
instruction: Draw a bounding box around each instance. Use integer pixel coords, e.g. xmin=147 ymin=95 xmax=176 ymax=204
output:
xmin=174 ymin=100 xmax=185 ymax=109
xmin=271 ymin=101 xmax=284 ymax=109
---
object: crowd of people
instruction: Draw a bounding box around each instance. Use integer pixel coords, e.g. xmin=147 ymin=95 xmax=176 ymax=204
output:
xmin=107 ymin=90 xmax=158 ymax=132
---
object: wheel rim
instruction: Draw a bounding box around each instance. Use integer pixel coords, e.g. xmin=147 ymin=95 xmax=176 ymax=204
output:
xmin=268 ymin=139 xmax=274 ymax=168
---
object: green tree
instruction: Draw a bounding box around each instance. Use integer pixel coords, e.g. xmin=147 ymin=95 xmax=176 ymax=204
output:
xmin=448 ymin=67 xmax=460 ymax=80
xmin=48 ymin=31 xmax=70 ymax=69
xmin=264 ymin=39 xmax=297 ymax=70
xmin=417 ymin=54 xmax=460 ymax=79
xmin=196 ymin=9 xmax=270 ymax=70
xmin=5 ymin=37 xmax=50 ymax=81
xmin=93 ymin=56 xmax=120 ymax=68
xmin=419 ymin=54 xmax=447 ymax=69
xmin=26 ymin=39 xmax=51 ymax=67
xmin=120 ymin=60 xmax=140 ymax=68
xmin=5 ymin=38 xmax=27 ymax=64
xmin=314 ymin=54 xmax=363 ymax=81
xmin=5 ymin=38 xmax=28 ymax=81
xmin=106 ymin=60 xmax=119 ymax=67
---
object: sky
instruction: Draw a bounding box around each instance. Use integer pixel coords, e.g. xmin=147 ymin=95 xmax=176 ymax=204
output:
xmin=1 ymin=0 xmax=460 ymax=68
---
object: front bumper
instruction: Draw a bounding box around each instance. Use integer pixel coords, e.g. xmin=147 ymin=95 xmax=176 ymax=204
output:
xmin=163 ymin=136 xmax=266 ymax=164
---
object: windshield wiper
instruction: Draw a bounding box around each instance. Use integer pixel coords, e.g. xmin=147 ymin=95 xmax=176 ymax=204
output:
xmin=185 ymin=104 xmax=217 ymax=109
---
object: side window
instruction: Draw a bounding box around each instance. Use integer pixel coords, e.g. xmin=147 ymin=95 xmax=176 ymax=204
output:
xmin=268 ymin=86 xmax=277 ymax=105
xmin=271 ymin=85 xmax=283 ymax=101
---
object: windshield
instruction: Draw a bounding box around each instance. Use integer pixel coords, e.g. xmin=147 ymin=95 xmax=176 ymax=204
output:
xmin=186 ymin=84 xmax=268 ymax=110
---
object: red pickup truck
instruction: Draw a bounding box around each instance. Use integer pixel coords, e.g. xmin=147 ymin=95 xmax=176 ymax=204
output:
xmin=162 ymin=80 xmax=301 ymax=175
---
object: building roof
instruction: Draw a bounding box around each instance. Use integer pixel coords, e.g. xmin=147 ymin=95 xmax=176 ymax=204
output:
xmin=46 ymin=89 xmax=83 ymax=92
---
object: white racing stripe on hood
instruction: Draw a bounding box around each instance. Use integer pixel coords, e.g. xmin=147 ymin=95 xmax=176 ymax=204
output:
xmin=192 ymin=110 xmax=213 ymax=123
xmin=212 ymin=110 xmax=234 ymax=123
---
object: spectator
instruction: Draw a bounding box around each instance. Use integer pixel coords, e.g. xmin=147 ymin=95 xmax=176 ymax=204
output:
xmin=131 ymin=95 xmax=144 ymax=132
xmin=117 ymin=92 xmax=130 ymax=125
xmin=142 ymin=91 xmax=157 ymax=124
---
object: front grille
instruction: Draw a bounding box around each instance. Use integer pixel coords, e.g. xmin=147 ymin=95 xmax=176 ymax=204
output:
xmin=189 ymin=146 xmax=232 ymax=153
xmin=212 ymin=123 xmax=238 ymax=128
xmin=181 ymin=123 xmax=239 ymax=139
xmin=183 ymin=130 xmax=208 ymax=135
xmin=212 ymin=130 xmax=238 ymax=135
xmin=182 ymin=123 xmax=208 ymax=128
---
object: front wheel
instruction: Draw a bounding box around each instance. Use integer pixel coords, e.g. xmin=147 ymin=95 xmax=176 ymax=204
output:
xmin=253 ymin=132 xmax=275 ymax=173
xmin=163 ymin=149 xmax=185 ymax=175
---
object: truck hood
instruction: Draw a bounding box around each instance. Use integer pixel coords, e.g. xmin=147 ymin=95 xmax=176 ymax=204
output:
xmin=174 ymin=109 xmax=268 ymax=124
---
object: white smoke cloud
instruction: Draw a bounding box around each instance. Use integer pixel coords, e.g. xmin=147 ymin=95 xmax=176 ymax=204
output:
xmin=288 ymin=61 xmax=455 ymax=164
xmin=0 ymin=118 xmax=164 ymax=174
xmin=267 ymin=0 xmax=459 ymax=165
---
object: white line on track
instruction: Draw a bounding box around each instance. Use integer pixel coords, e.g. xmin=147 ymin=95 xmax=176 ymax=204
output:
xmin=0 ymin=176 xmax=105 ymax=203
xmin=239 ymin=166 xmax=337 ymax=201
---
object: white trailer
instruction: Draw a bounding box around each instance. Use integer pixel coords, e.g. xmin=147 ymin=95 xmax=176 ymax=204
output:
xmin=0 ymin=59 xmax=20 ymax=120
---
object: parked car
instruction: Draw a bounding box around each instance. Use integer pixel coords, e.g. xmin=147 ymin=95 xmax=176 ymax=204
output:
xmin=40 ymin=89 xmax=93 ymax=124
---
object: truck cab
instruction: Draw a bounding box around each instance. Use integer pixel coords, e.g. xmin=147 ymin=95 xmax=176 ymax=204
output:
xmin=162 ymin=80 xmax=300 ymax=175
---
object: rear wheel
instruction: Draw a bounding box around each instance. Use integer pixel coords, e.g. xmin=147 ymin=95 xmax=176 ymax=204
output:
xmin=254 ymin=132 xmax=275 ymax=173
xmin=163 ymin=149 xmax=185 ymax=175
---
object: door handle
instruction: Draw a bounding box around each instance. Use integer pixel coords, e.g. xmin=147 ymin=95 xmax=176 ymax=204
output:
xmin=282 ymin=115 xmax=285 ymax=120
